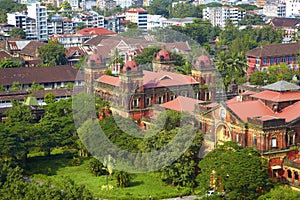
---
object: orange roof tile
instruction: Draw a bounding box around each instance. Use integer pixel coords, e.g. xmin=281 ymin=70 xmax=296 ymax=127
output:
xmin=97 ymin=75 xmax=119 ymax=86
xmin=97 ymin=70 xmax=199 ymax=88
xmin=226 ymin=100 xmax=274 ymax=122
xmin=160 ymin=96 xmax=204 ymax=115
xmin=277 ymin=101 xmax=300 ymax=122
xmin=250 ymin=90 xmax=300 ymax=102
xmin=76 ymin=28 xmax=117 ymax=36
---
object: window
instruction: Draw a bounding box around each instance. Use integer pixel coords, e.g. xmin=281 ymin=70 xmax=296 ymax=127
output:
xmin=272 ymin=137 xmax=277 ymax=148
xmin=295 ymin=171 xmax=299 ymax=180
xmin=133 ymin=99 xmax=138 ymax=108
xmin=282 ymin=57 xmax=286 ymax=63
xmin=263 ymin=58 xmax=268 ymax=65
xmin=288 ymin=56 xmax=292 ymax=62
xmin=236 ymin=134 xmax=239 ymax=142
xmin=170 ymin=95 xmax=175 ymax=101
xmin=146 ymin=97 xmax=151 ymax=106
xmin=253 ymin=135 xmax=257 ymax=146
xmin=158 ymin=96 xmax=164 ymax=104
xmin=256 ymin=59 xmax=260 ymax=64
xmin=288 ymin=170 xmax=292 ymax=178
xmin=270 ymin=58 xmax=274 ymax=65
xmin=294 ymin=57 xmax=298 ymax=62
xmin=276 ymin=57 xmax=280 ymax=64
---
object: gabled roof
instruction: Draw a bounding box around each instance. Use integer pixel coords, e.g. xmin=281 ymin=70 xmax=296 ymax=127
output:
xmin=250 ymin=90 xmax=300 ymax=102
xmin=226 ymin=100 xmax=274 ymax=122
xmin=270 ymin=17 xmax=300 ymax=28
xmin=262 ymin=80 xmax=300 ymax=92
xmin=0 ymin=66 xmax=83 ymax=86
xmin=0 ymin=50 xmax=12 ymax=60
xmin=66 ymin=46 xmax=96 ymax=58
xmin=84 ymin=35 xmax=112 ymax=46
xmin=76 ymin=28 xmax=117 ymax=36
xmin=96 ymin=70 xmax=199 ymax=88
xmin=245 ymin=42 xmax=300 ymax=58
xmin=160 ymin=96 xmax=204 ymax=115
xmin=277 ymin=101 xmax=300 ymax=123
xmin=19 ymin=41 xmax=45 ymax=57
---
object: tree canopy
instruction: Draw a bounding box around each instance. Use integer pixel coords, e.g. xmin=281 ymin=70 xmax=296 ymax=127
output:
xmin=38 ymin=40 xmax=67 ymax=66
xmin=197 ymin=142 xmax=273 ymax=199
xmin=10 ymin=27 xmax=26 ymax=39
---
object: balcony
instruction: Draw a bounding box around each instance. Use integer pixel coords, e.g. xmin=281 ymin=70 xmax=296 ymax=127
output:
xmin=283 ymin=158 xmax=300 ymax=169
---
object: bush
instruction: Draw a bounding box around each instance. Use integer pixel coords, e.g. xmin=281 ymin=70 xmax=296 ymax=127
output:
xmin=72 ymin=157 xmax=81 ymax=166
xmin=87 ymin=157 xmax=105 ymax=176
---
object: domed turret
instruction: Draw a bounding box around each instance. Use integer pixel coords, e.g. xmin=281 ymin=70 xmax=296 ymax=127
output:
xmin=122 ymin=60 xmax=139 ymax=73
xmin=194 ymin=54 xmax=212 ymax=68
xmin=155 ymin=49 xmax=172 ymax=61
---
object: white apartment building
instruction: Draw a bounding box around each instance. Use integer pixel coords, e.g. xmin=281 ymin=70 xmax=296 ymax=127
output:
xmin=27 ymin=3 xmax=48 ymax=42
xmin=147 ymin=14 xmax=167 ymax=30
xmin=285 ymin=0 xmax=300 ymax=17
xmin=125 ymin=8 xmax=148 ymax=34
xmin=203 ymin=6 xmax=245 ymax=28
xmin=47 ymin=15 xmax=74 ymax=38
xmin=7 ymin=12 xmax=27 ymax=32
xmin=263 ymin=3 xmax=286 ymax=17
xmin=116 ymin=0 xmax=132 ymax=8
xmin=72 ymin=11 xmax=104 ymax=28
xmin=69 ymin=0 xmax=79 ymax=10
xmin=26 ymin=17 xmax=38 ymax=40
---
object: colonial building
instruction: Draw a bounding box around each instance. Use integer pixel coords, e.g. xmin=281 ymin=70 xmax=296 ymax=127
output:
xmin=269 ymin=17 xmax=300 ymax=39
xmin=89 ymin=49 xmax=217 ymax=122
xmin=245 ymin=42 xmax=300 ymax=74
xmin=197 ymin=80 xmax=300 ymax=185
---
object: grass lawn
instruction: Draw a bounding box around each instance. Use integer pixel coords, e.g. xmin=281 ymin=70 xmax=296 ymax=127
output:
xmin=25 ymin=151 xmax=181 ymax=199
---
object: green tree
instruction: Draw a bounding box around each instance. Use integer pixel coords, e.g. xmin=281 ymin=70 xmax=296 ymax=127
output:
xmin=0 ymin=58 xmax=21 ymax=68
xmin=87 ymin=157 xmax=105 ymax=176
xmin=38 ymin=40 xmax=67 ymax=66
xmin=10 ymin=27 xmax=25 ymax=39
xmin=197 ymin=142 xmax=273 ymax=199
xmin=29 ymin=82 xmax=44 ymax=91
xmin=258 ymin=186 xmax=300 ymax=200
xmin=147 ymin=0 xmax=172 ymax=17
xmin=44 ymin=92 xmax=56 ymax=104
xmin=134 ymin=46 xmax=162 ymax=65
xmin=114 ymin=170 xmax=131 ymax=187
xmin=9 ymin=81 xmax=21 ymax=91
xmin=75 ymin=23 xmax=87 ymax=31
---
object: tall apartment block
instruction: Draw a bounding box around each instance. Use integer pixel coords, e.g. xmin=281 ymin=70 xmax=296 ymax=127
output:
xmin=27 ymin=3 xmax=48 ymax=42
xmin=203 ymin=6 xmax=245 ymax=29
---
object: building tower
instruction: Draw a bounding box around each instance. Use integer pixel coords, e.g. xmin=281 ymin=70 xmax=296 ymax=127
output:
xmin=192 ymin=50 xmax=216 ymax=101
xmin=152 ymin=49 xmax=175 ymax=73
xmin=84 ymin=53 xmax=107 ymax=94
xmin=117 ymin=60 xmax=144 ymax=120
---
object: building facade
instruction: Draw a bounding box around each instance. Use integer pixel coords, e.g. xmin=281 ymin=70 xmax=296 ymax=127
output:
xmin=27 ymin=3 xmax=48 ymax=42
xmin=246 ymin=42 xmax=300 ymax=74
xmin=125 ymin=8 xmax=148 ymax=34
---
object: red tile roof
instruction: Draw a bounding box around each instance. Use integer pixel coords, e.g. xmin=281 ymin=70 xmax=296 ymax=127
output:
xmin=76 ymin=28 xmax=117 ymax=36
xmin=250 ymin=90 xmax=300 ymax=102
xmin=246 ymin=42 xmax=300 ymax=58
xmin=160 ymin=96 xmax=204 ymax=115
xmin=97 ymin=70 xmax=199 ymax=88
xmin=277 ymin=101 xmax=300 ymax=122
xmin=125 ymin=8 xmax=147 ymax=13
xmin=98 ymin=75 xmax=119 ymax=86
xmin=226 ymin=100 xmax=274 ymax=122
xmin=270 ymin=17 xmax=300 ymax=28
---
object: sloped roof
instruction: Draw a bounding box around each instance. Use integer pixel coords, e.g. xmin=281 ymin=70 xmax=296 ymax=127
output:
xmin=277 ymin=101 xmax=300 ymax=122
xmin=20 ymin=41 xmax=45 ymax=57
xmin=160 ymin=96 xmax=204 ymax=115
xmin=97 ymin=70 xmax=199 ymax=88
xmin=226 ymin=100 xmax=274 ymax=122
xmin=0 ymin=50 xmax=12 ymax=60
xmin=270 ymin=17 xmax=300 ymax=27
xmin=245 ymin=42 xmax=300 ymax=58
xmin=0 ymin=66 xmax=83 ymax=86
xmin=262 ymin=80 xmax=300 ymax=92
xmin=250 ymin=90 xmax=300 ymax=102
xmin=84 ymin=35 xmax=112 ymax=46
xmin=76 ymin=28 xmax=117 ymax=36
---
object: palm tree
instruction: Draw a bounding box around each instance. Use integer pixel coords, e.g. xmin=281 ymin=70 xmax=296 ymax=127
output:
xmin=114 ymin=170 xmax=131 ymax=187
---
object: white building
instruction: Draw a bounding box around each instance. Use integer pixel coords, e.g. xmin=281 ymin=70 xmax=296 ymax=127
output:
xmin=116 ymin=0 xmax=132 ymax=8
xmin=7 ymin=12 xmax=27 ymax=32
xmin=47 ymin=15 xmax=74 ymax=38
xmin=69 ymin=0 xmax=79 ymax=10
xmin=203 ymin=6 xmax=245 ymax=28
xmin=162 ymin=17 xmax=195 ymax=27
xmin=147 ymin=14 xmax=167 ymax=30
xmin=27 ymin=3 xmax=48 ymax=42
xmin=125 ymin=8 xmax=148 ymax=34
xmin=72 ymin=11 xmax=104 ymax=28
xmin=263 ymin=3 xmax=286 ymax=17
xmin=285 ymin=0 xmax=300 ymax=17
